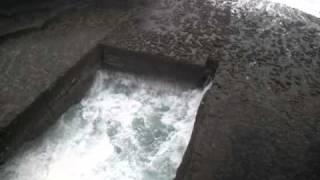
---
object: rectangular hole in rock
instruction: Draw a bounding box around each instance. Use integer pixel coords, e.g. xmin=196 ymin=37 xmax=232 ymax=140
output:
xmin=0 ymin=45 xmax=216 ymax=180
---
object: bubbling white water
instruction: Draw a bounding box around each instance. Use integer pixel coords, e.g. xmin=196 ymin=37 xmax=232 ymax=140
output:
xmin=0 ymin=70 xmax=210 ymax=180
xmin=269 ymin=0 xmax=320 ymax=18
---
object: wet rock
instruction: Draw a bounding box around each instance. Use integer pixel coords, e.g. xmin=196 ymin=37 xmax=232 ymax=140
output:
xmin=0 ymin=0 xmax=319 ymax=179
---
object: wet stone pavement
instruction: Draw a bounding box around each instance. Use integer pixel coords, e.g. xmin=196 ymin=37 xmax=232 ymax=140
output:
xmin=1 ymin=0 xmax=320 ymax=179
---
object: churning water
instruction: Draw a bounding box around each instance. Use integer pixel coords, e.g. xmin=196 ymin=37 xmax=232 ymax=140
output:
xmin=0 ymin=70 xmax=210 ymax=180
xmin=269 ymin=0 xmax=320 ymax=18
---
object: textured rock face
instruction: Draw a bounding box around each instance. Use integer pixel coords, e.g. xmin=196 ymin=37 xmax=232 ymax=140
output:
xmin=0 ymin=0 xmax=132 ymax=128
xmin=102 ymin=0 xmax=320 ymax=179
xmin=0 ymin=0 xmax=320 ymax=179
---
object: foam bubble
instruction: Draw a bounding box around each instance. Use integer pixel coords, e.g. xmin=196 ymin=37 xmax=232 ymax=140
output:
xmin=0 ymin=70 xmax=210 ymax=180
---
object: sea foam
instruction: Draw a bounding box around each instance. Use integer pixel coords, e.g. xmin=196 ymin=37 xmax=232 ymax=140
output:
xmin=0 ymin=70 xmax=210 ymax=180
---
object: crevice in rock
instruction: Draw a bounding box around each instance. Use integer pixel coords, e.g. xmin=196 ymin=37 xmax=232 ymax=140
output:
xmin=0 ymin=45 xmax=219 ymax=179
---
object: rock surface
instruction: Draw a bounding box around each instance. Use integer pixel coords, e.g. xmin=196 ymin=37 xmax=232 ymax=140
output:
xmin=0 ymin=0 xmax=320 ymax=179
xmin=102 ymin=1 xmax=320 ymax=179
xmin=0 ymin=0 xmax=131 ymax=127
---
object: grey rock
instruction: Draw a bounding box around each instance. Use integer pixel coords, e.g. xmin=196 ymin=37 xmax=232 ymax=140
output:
xmin=0 ymin=0 xmax=320 ymax=179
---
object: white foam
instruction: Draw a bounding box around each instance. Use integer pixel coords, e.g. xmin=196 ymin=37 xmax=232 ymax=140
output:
xmin=0 ymin=70 xmax=209 ymax=180
xmin=269 ymin=0 xmax=320 ymax=18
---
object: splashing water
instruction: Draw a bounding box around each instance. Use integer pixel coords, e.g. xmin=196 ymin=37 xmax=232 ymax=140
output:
xmin=0 ymin=70 xmax=210 ymax=180
xmin=234 ymin=0 xmax=320 ymax=18
xmin=269 ymin=0 xmax=320 ymax=18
